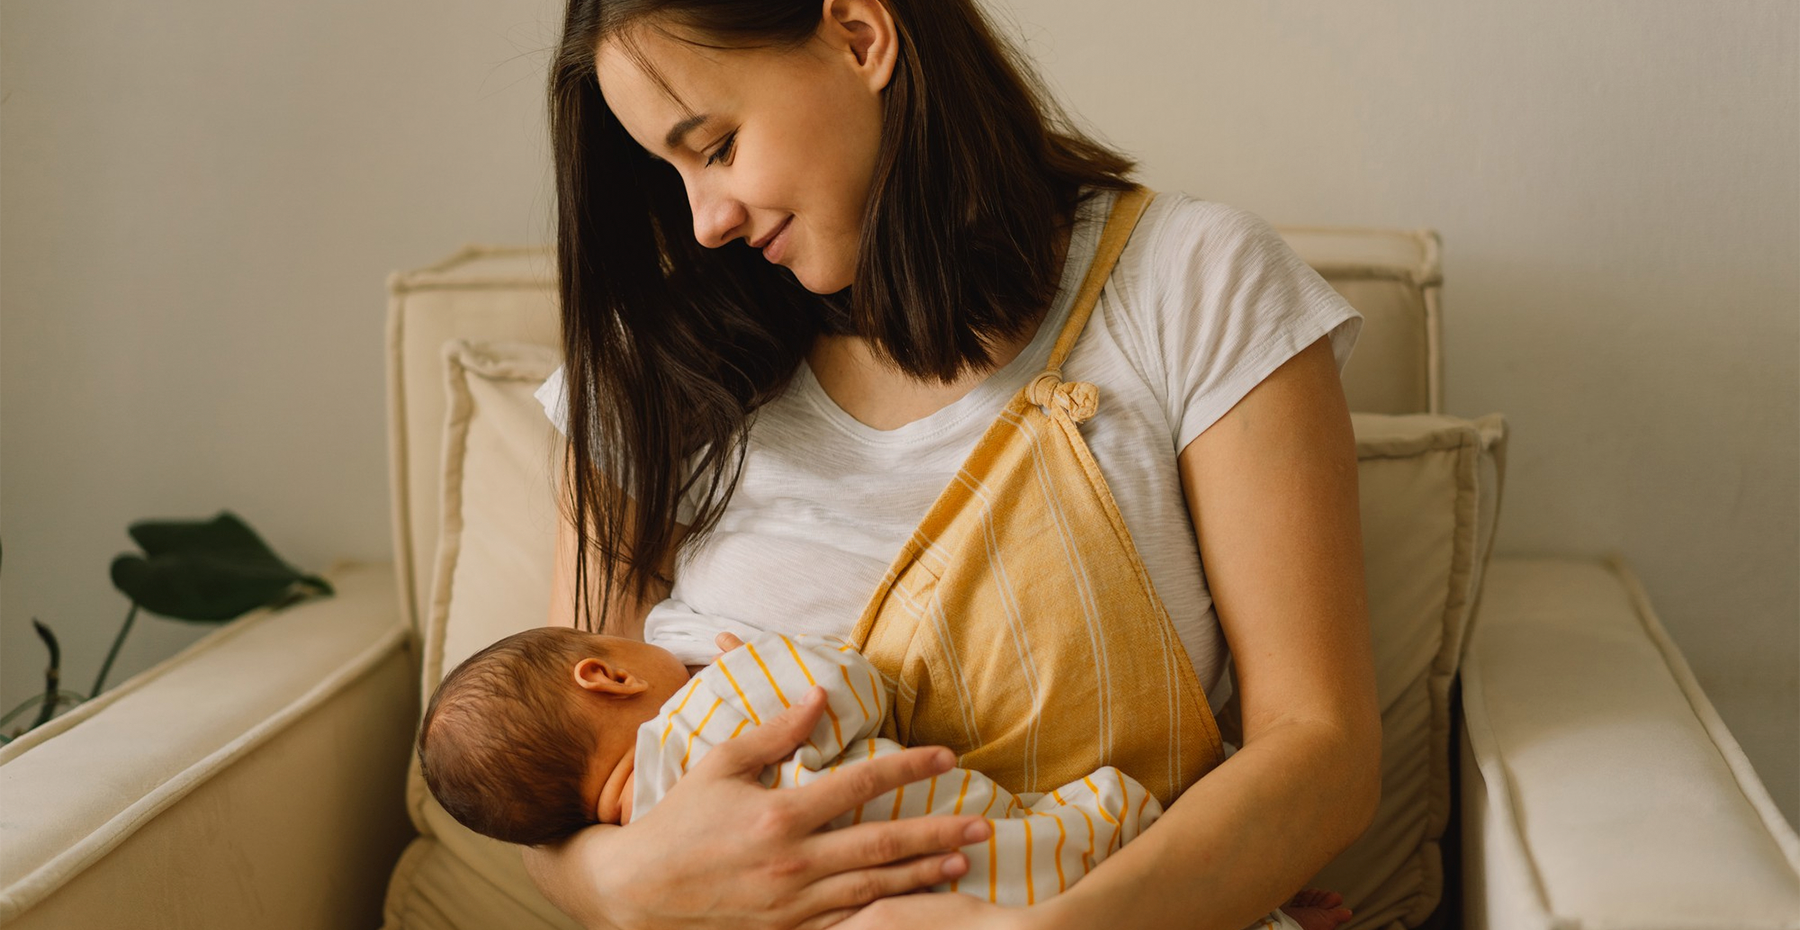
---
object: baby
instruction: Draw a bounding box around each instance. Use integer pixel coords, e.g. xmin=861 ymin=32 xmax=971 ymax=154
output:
xmin=417 ymin=627 xmax=1348 ymax=928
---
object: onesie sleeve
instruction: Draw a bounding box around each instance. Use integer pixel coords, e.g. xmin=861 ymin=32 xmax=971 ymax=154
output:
xmin=631 ymin=672 xmax=753 ymax=822
xmin=704 ymin=632 xmax=888 ymax=767
xmin=535 ymin=366 xmax=707 ymax=526
xmin=1128 ymin=195 xmax=1364 ymax=454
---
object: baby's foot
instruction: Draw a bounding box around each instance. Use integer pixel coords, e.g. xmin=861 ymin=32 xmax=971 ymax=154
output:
xmin=1280 ymin=888 xmax=1353 ymax=930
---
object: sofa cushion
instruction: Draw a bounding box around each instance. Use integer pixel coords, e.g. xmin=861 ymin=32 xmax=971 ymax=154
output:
xmin=1308 ymin=411 xmax=1508 ymax=929
xmin=385 ymin=338 xmax=1508 ymax=929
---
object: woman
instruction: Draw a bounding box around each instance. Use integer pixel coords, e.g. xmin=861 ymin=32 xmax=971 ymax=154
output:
xmin=522 ymin=0 xmax=1382 ymax=928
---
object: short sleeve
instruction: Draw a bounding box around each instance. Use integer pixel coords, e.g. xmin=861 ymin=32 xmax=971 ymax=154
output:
xmin=1138 ymin=196 xmax=1364 ymax=453
xmin=533 ymin=365 xmax=705 ymax=526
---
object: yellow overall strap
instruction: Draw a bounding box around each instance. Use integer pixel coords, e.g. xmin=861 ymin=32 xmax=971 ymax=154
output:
xmin=851 ymin=185 xmax=1225 ymax=804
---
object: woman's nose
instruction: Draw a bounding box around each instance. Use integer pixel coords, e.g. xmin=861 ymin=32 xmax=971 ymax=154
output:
xmin=688 ymin=183 xmax=747 ymax=250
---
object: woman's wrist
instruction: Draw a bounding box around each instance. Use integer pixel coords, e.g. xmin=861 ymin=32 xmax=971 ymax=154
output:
xmin=1027 ymin=884 xmax=1096 ymax=930
xmin=520 ymin=823 xmax=628 ymax=930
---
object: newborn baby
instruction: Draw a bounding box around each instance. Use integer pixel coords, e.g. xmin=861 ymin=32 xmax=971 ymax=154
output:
xmin=417 ymin=627 xmax=1348 ymax=928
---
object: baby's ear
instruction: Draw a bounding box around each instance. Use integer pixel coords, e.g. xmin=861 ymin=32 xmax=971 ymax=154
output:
xmin=572 ymin=657 xmax=649 ymax=696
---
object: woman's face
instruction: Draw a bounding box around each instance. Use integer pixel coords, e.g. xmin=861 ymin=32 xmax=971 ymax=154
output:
xmin=595 ymin=2 xmax=898 ymax=294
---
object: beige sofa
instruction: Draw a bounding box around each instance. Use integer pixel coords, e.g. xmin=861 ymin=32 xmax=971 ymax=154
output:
xmin=4 ymin=225 xmax=1797 ymax=930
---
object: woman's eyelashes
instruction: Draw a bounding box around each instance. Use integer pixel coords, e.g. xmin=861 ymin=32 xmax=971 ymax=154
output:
xmin=704 ymin=131 xmax=737 ymax=167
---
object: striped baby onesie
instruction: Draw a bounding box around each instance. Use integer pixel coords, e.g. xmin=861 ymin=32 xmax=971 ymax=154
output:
xmin=631 ymin=630 xmax=1158 ymax=906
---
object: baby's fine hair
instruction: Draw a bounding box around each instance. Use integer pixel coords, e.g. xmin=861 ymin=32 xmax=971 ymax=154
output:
xmin=418 ymin=627 xmax=608 ymax=846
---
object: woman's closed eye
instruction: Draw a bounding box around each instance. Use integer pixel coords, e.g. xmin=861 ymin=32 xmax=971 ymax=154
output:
xmin=704 ymin=130 xmax=737 ymax=167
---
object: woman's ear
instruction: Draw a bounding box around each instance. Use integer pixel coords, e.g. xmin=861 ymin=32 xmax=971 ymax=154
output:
xmin=820 ymin=0 xmax=898 ymax=93
xmin=573 ymin=656 xmax=650 ymax=697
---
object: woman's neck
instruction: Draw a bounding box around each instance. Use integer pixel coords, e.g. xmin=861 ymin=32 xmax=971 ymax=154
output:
xmin=811 ymin=208 xmax=1075 ymax=382
xmin=800 ymin=211 xmax=1075 ymax=432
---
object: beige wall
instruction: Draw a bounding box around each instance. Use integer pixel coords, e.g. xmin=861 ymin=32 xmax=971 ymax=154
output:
xmin=1 ymin=0 xmax=560 ymax=716
xmin=3 ymin=0 xmax=1794 ymax=829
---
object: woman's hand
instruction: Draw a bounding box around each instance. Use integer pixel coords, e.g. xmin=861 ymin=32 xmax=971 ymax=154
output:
xmin=524 ymin=685 xmax=994 ymax=930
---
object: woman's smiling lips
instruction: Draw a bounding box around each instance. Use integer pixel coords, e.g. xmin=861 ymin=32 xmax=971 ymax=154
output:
xmin=756 ymin=215 xmax=794 ymax=263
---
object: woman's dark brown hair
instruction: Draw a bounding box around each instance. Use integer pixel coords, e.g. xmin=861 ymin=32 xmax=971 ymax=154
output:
xmin=548 ymin=0 xmax=1138 ymax=633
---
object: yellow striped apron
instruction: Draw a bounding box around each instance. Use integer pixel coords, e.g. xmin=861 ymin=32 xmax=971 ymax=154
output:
xmin=848 ymin=185 xmax=1226 ymax=806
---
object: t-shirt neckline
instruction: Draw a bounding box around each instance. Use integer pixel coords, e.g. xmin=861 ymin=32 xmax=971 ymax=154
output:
xmin=794 ymin=188 xmax=1116 ymax=445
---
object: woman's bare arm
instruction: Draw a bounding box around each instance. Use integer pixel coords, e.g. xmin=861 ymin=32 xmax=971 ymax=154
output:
xmin=836 ymin=336 xmax=1382 ymax=930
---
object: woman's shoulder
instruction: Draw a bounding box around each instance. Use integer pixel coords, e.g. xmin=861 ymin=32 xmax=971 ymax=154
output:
xmin=1100 ymin=187 xmax=1364 ymax=452
xmin=1123 ymin=191 xmax=1297 ymax=286
xmin=1110 ymin=188 xmax=1348 ymax=326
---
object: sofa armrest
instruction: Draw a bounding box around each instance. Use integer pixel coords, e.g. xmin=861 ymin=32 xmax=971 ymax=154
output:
xmin=0 ymin=561 xmax=419 ymax=929
xmin=1459 ymin=555 xmax=1800 ymax=930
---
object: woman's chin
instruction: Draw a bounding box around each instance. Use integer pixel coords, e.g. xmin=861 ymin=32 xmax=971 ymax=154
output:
xmin=789 ymin=262 xmax=853 ymax=295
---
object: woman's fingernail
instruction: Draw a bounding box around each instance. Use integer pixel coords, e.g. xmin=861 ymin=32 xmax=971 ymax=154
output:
xmin=942 ymin=853 xmax=968 ymax=877
xmin=964 ymin=820 xmax=990 ymax=843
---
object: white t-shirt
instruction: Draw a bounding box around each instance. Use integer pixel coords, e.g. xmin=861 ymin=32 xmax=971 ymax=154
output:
xmin=536 ymin=188 xmax=1363 ymax=715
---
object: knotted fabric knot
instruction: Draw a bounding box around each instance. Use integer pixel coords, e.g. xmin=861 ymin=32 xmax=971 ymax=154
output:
xmin=1026 ymin=370 xmax=1100 ymax=423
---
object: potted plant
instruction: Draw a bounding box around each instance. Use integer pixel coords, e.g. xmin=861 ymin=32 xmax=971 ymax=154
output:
xmin=0 ymin=511 xmax=333 ymax=741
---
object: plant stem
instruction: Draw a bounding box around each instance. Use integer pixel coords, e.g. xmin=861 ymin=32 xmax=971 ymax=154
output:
xmin=91 ymin=602 xmax=139 ymax=698
xmin=31 ymin=620 xmax=61 ymax=730
xmin=3 ymin=689 xmax=88 ymax=731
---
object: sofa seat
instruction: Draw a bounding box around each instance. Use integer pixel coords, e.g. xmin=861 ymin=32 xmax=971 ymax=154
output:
xmin=1460 ymin=557 xmax=1800 ymax=930
xmin=0 ymin=562 xmax=418 ymax=929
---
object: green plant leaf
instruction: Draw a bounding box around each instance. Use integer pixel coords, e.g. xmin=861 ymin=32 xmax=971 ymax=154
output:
xmin=110 ymin=511 xmax=333 ymax=622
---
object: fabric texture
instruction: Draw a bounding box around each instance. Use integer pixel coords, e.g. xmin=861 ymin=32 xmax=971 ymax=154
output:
xmin=535 ymin=187 xmax=1365 ymax=718
xmin=639 ymin=632 xmax=1161 ymax=909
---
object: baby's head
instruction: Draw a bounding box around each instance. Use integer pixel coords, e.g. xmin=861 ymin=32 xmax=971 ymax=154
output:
xmin=417 ymin=626 xmax=690 ymax=846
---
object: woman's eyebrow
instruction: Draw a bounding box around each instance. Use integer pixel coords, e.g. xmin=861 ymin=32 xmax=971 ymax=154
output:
xmin=665 ymin=114 xmax=712 ymax=150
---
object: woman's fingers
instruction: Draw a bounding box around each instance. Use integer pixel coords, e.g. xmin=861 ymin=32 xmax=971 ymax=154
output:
xmin=715 ymin=631 xmax=746 ymax=652
xmin=808 ymin=814 xmax=990 ymax=872
xmin=785 ymin=745 xmax=959 ymax=832
xmin=693 ymin=686 xmax=830 ymax=777
xmin=795 ymin=851 xmax=968 ymax=917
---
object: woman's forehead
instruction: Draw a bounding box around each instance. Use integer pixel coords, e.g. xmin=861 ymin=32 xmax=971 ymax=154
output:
xmin=595 ymin=26 xmax=743 ymax=121
xmin=595 ymin=43 xmax=713 ymax=154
